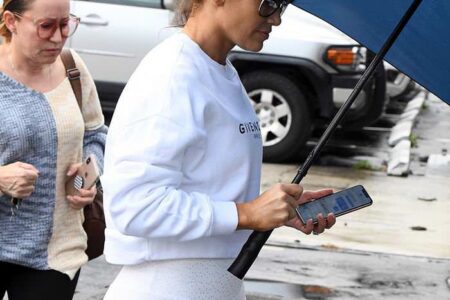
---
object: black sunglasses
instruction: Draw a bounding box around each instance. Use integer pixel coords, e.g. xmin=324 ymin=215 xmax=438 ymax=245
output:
xmin=259 ymin=0 xmax=292 ymax=18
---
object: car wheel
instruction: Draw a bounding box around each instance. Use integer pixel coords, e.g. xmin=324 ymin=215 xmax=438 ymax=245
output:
xmin=341 ymin=52 xmax=387 ymax=128
xmin=242 ymin=71 xmax=312 ymax=162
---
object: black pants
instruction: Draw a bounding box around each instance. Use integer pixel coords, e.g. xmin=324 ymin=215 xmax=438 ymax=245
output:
xmin=0 ymin=262 xmax=80 ymax=300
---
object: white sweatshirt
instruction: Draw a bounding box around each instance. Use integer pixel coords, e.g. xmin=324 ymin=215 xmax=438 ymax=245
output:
xmin=101 ymin=33 xmax=263 ymax=265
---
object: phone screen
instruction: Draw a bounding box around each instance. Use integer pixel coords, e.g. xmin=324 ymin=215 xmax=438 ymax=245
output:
xmin=296 ymin=185 xmax=372 ymax=224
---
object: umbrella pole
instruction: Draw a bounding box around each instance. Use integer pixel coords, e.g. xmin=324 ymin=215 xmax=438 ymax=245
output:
xmin=229 ymin=0 xmax=423 ymax=280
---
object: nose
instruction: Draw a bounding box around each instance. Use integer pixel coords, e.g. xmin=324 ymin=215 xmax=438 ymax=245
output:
xmin=49 ymin=26 xmax=64 ymax=43
xmin=267 ymin=9 xmax=282 ymax=26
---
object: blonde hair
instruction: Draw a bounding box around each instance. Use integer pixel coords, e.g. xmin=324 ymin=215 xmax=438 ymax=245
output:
xmin=0 ymin=0 xmax=33 ymax=43
xmin=173 ymin=0 xmax=201 ymax=26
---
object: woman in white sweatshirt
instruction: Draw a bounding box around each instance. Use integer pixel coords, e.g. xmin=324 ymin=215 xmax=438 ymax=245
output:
xmin=101 ymin=0 xmax=336 ymax=299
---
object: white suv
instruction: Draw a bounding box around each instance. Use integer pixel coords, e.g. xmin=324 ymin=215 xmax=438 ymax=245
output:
xmin=67 ymin=0 xmax=387 ymax=162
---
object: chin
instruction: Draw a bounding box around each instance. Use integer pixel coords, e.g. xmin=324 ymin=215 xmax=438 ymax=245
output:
xmin=39 ymin=55 xmax=59 ymax=66
xmin=238 ymin=41 xmax=264 ymax=53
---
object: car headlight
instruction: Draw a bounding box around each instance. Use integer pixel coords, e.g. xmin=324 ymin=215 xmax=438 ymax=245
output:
xmin=324 ymin=46 xmax=367 ymax=73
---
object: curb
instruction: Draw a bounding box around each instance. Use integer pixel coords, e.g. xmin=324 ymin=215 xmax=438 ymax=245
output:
xmin=387 ymin=140 xmax=411 ymax=176
xmin=387 ymin=90 xmax=427 ymax=176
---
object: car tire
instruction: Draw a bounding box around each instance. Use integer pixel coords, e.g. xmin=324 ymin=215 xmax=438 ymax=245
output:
xmin=341 ymin=53 xmax=387 ymax=128
xmin=242 ymin=71 xmax=312 ymax=163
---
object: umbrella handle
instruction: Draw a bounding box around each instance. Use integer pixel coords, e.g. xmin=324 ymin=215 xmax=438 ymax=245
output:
xmin=228 ymin=0 xmax=423 ymax=280
xmin=227 ymin=230 xmax=272 ymax=279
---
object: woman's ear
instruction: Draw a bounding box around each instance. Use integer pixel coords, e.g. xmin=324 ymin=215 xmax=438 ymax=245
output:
xmin=3 ymin=11 xmax=18 ymax=34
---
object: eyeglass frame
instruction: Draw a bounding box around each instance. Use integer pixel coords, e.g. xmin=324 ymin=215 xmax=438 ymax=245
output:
xmin=258 ymin=0 xmax=293 ymax=18
xmin=12 ymin=12 xmax=81 ymax=39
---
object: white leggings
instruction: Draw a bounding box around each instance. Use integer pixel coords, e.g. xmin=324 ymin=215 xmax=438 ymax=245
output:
xmin=103 ymin=259 xmax=246 ymax=300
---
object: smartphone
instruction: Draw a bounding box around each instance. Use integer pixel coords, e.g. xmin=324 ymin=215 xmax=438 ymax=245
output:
xmin=296 ymin=185 xmax=373 ymax=225
xmin=65 ymin=154 xmax=100 ymax=196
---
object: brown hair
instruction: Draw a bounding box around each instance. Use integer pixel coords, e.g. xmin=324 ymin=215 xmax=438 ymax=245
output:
xmin=173 ymin=0 xmax=201 ymax=26
xmin=0 ymin=0 xmax=34 ymax=43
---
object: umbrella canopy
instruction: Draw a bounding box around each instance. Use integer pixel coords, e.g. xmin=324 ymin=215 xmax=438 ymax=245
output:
xmin=292 ymin=0 xmax=450 ymax=105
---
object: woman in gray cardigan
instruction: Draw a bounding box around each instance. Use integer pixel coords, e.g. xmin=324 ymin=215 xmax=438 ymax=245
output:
xmin=0 ymin=0 xmax=107 ymax=299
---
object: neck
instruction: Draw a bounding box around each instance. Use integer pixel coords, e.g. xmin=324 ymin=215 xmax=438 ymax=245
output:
xmin=183 ymin=14 xmax=235 ymax=65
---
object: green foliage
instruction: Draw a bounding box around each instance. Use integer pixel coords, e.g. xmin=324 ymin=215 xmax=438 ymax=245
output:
xmin=353 ymin=160 xmax=373 ymax=170
xmin=409 ymin=133 xmax=418 ymax=148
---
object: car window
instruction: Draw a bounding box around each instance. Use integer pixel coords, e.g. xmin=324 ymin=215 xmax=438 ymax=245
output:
xmin=76 ymin=0 xmax=161 ymax=9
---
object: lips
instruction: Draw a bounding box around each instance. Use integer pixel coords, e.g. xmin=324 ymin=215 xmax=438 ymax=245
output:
xmin=43 ymin=48 xmax=62 ymax=55
xmin=257 ymin=30 xmax=271 ymax=39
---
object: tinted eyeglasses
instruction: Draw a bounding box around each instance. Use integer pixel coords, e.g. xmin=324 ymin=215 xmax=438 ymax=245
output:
xmin=259 ymin=0 xmax=293 ymax=18
xmin=13 ymin=13 xmax=80 ymax=39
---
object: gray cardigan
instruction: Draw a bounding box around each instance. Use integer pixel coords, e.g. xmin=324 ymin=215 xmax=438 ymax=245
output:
xmin=0 ymin=52 xmax=107 ymax=277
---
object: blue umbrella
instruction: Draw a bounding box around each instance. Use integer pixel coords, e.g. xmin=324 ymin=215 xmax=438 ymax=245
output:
xmin=293 ymin=0 xmax=450 ymax=105
xmin=229 ymin=0 xmax=449 ymax=279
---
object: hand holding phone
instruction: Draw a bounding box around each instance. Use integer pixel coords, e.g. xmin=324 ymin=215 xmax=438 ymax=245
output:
xmin=296 ymin=185 xmax=373 ymax=225
xmin=66 ymin=155 xmax=100 ymax=197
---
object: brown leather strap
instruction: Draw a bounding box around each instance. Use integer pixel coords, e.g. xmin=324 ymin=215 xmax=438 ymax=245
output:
xmin=60 ymin=49 xmax=82 ymax=110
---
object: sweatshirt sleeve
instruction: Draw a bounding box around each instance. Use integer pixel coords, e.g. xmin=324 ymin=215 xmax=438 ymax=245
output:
xmin=102 ymin=107 xmax=239 ymax=242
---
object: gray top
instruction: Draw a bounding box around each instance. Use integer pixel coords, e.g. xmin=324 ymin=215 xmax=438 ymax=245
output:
xmin=0 ymin=52 xmax=107 ymax=277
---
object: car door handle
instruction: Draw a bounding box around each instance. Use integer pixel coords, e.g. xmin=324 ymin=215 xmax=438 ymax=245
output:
xmin=80 ymin=15 xmax=109 ymax=26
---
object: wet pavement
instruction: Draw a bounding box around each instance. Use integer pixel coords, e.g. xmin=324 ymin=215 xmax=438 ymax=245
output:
xmin=265 ymin=164 xmax=450 ymax=259
xmin=72 ymin=95 xmax=450 ymax=299
xmin=245 ymin=243 xmax=449 ymax=299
